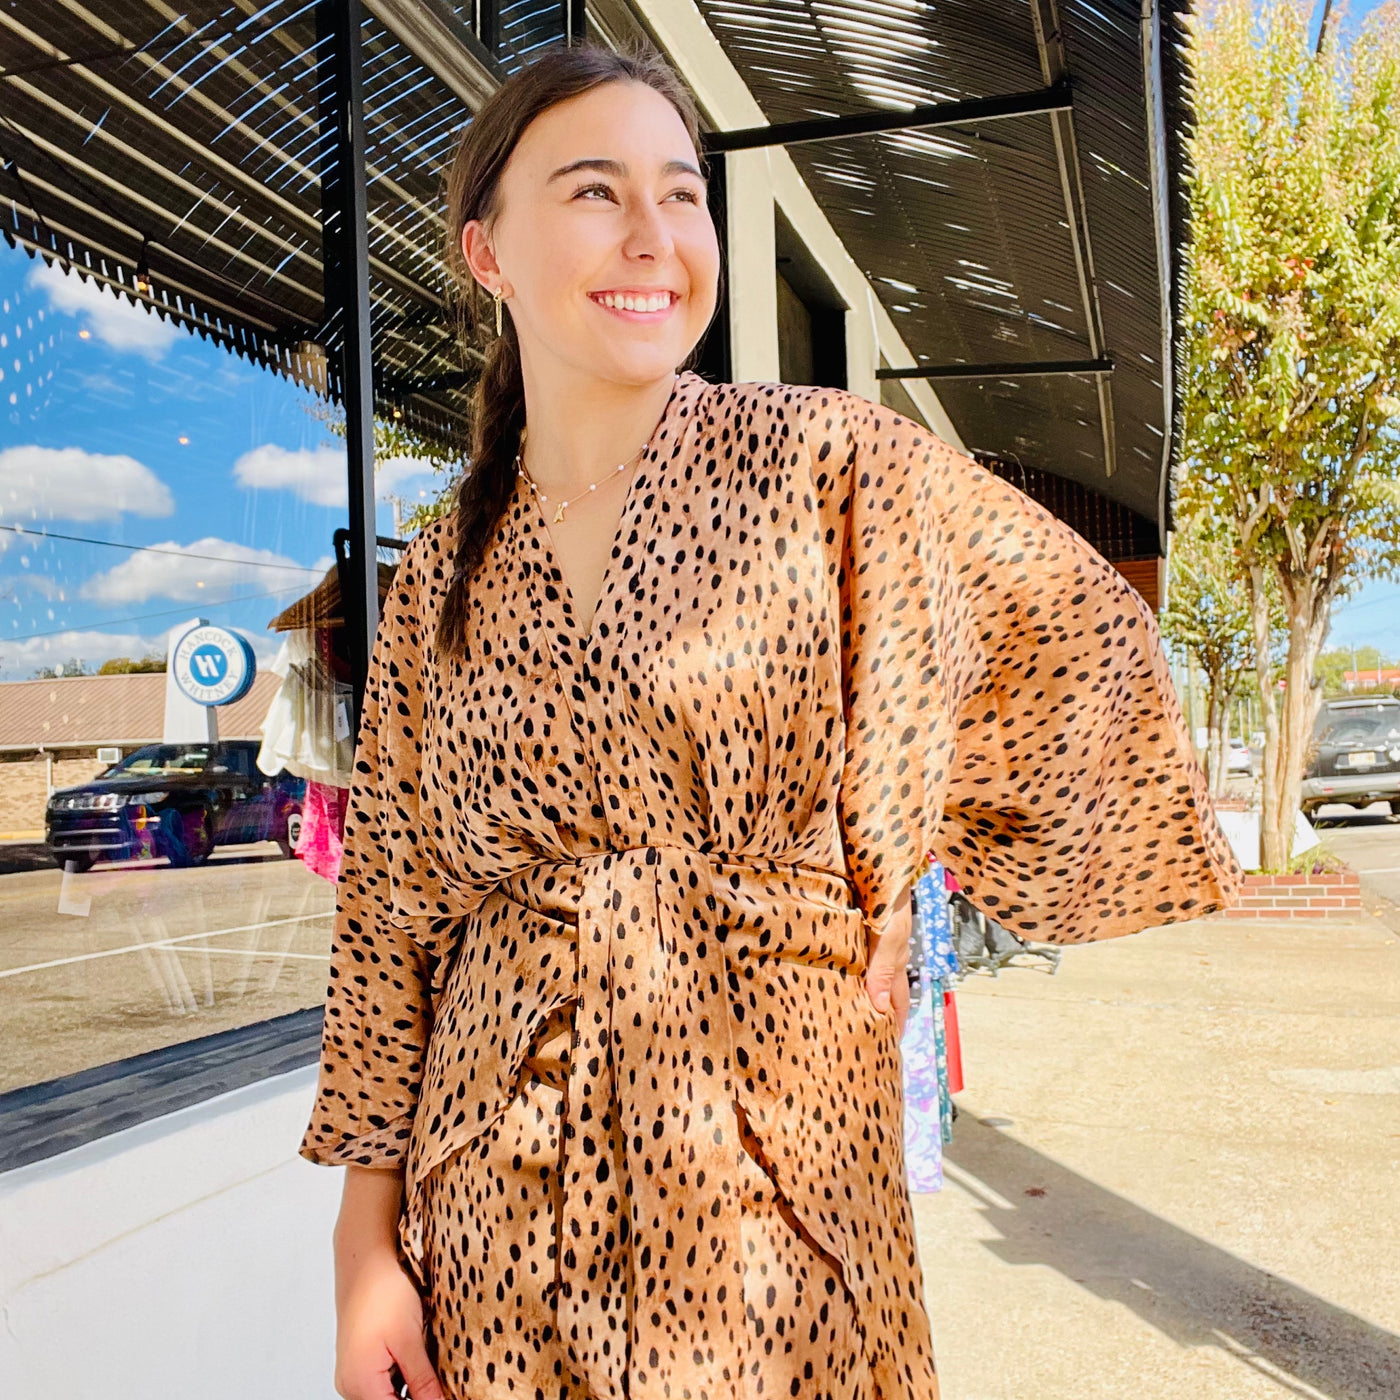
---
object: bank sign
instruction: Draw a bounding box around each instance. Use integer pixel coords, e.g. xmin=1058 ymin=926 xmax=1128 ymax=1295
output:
xmin=171 ymin=624 xmax=257 ymax=707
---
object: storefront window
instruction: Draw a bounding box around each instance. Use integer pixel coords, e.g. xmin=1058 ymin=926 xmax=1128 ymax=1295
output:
xmin=0 ymin=243 xmax=439 ymax=1100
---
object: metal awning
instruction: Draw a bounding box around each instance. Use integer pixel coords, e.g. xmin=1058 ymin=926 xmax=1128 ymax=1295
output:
xmin=692 ymin=0 xmax=1187 ymax=538
xmin=3 ymin=0 xmax=1188 ymax=671
xmin=0 ymin=0 xmax=570 ymax=447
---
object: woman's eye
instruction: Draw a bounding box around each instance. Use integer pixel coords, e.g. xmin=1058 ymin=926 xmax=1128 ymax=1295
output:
xmin=574 ymin=183 xmax=616 ymax=201
xmin=667 ymin=189 xmax=702 ymax=205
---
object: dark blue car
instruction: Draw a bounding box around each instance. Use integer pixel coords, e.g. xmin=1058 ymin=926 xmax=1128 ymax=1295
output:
xmin=45 ymin=739 xmax=305 ymax=872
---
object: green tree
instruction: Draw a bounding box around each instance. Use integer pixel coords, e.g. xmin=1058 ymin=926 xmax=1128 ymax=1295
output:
xmin=96 ymin=654 xmax=167 ymax=674
xmin=33 ymin=657 xmax=90 ymax=679
xmin=1315 ymin=643 xmax=1391 ymax=694
xmin=1161 ymin=508 xmax=1255 ymax=793
xmin=1183 ymin=0 xmax=1400 ymax=867
xmin=309 ymin=400 xmax=460 ymax=538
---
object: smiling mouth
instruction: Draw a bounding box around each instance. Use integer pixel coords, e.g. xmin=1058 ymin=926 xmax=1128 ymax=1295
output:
xmin=590 ymin=290 xmax=678 ymax=314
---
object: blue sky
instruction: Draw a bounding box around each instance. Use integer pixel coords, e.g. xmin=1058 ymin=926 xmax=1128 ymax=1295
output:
xmin=0 ymin=243 xmax=443 ymax=679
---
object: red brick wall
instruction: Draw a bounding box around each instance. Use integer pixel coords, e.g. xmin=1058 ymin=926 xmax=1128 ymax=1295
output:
xmin=1223 ymin=869 xmax=1362 ymax=918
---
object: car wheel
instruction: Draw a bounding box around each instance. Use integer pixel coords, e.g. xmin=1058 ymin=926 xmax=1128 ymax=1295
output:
xmin=278 ymin=811 xmax=302 ymax=860
xmin=1390 ymin=799 xmax=1400 ymax=821
xmin=165 ymin=807 xmax=214 ymax=868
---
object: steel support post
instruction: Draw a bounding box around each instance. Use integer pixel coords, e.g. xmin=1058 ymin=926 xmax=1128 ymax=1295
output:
xmin=318 ymin=0 xmax=378 ymax=729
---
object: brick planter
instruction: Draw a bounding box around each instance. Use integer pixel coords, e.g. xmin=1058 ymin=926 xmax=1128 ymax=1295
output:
xmin=1223 ymin=868 xmax=1362 ymax=918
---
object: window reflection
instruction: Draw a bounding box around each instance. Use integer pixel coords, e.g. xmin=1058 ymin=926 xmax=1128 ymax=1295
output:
xmin=0 ymin=242 xmax=438 ymax=1098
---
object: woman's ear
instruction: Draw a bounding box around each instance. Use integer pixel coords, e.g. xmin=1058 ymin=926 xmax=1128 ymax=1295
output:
xmin=462 ymin=219 xmax=504 ymax=296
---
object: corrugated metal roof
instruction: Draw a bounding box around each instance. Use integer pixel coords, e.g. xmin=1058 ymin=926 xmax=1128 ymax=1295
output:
xmin=0 ymin=0 xmax=563 ymax=447
xmin=1 ymin=0 xmax=1186 ymax=531
xmin=694 ymin=0 xmax=1186 ymax=531
xmin=0 ymin=669 xmax=280 ymax=750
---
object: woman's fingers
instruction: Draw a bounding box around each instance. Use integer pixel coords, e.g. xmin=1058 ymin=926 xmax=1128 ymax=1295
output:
xmin=388 ymin=1329 xmax=445 ymax=1400
xmin=335 ymin=1345 xmax=401 ymax=1400
xmin=866 ymin=886 xmax=912 ymax=1030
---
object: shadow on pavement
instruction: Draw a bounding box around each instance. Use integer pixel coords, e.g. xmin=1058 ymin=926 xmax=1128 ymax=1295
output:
xmin=0 ymin=844 xmax=291 ymax=878
xmin=1311 ymin=811 xmax=1395 ymax=830
xmin=0 ymin=842 xmax=56 ymax=876
xmin=946 ymin=1115 xmax=1400 ymax=1399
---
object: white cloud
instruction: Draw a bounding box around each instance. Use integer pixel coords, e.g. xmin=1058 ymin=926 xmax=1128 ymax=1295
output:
xmin=0 ymin=572 xmax=66 ymax=601
xmin=377 ymin=455 xmax=440 ymax=499
xmin=233 ymin=444 xmax=345 ymax=507
xmin=0 ymin=628 xmax=164 ymax=679
xmin=233 ymin=444 xmax=439 ymax=507
xmin=0 ymin=623 xmax=279 ymax=679
xmin=0 ymin=444 xmax=174 ymax=523
xmin=28 ymin=260 xmax=180 ymax=358
xmin=81 ymin=538 xmax=320 ymax=606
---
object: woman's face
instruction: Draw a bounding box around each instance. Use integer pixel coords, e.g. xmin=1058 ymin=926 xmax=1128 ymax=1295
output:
xmin=464 ymin=81 xmax=719 ymax=388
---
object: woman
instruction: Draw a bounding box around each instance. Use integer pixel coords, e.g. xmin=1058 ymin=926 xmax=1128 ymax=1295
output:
xmin=301 ymin=44 xmax=1238 ymax=1400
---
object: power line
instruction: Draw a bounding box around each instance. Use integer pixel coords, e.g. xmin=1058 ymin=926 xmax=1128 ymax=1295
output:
xmin=2 ymin=583 xmax=306 ymax=644
xmin=0 ymin=523 xmax=326 ymax=573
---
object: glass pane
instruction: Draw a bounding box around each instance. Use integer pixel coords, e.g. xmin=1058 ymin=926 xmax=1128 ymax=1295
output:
xmin=0 ymin=244 xmax=436 ymax=1097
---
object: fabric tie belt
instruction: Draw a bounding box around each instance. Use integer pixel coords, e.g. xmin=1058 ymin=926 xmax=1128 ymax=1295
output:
xmin=499 ymin=844 xmax=859 ymax=1400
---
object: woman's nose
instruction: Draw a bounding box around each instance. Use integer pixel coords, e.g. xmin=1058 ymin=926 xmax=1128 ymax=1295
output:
xmin=621 ymin=198 xmax=673 ymax=261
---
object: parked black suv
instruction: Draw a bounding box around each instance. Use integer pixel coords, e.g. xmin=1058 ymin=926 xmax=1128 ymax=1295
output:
xmin=1301 ymin=697 xmax=1400 ymax=818
xmin=46 ymin=740 xmax=305 ymax=872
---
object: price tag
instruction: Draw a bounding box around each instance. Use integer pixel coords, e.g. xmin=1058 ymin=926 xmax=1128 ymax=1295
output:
xmin=335 ymin=699 xmax=351 ymax=742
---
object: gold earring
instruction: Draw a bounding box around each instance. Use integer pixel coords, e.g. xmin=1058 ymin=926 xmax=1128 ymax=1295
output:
xmin=494 ymin=287 xmax=503 ymax=336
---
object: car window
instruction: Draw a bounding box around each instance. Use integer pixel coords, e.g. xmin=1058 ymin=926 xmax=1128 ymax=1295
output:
xmin=210 ymin=747 xmax=254 ymax=780
xmin=1315 ymin=708 xmax=1400 ymax=745
xmin=112 ymin=745 xmax=212 ymax=774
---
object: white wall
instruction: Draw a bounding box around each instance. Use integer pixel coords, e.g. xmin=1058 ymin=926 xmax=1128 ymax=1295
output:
xmin=0 ymin=1067 xmax=340 ymax=1400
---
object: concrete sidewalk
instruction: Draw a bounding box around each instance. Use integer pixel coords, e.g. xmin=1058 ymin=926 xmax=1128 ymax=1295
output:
xmin=912 ymin=912 xmax=1400 ymax=1399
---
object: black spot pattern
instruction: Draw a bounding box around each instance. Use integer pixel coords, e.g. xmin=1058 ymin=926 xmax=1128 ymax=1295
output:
xmin=301 ymin=372 xmax=1239 ymax=1399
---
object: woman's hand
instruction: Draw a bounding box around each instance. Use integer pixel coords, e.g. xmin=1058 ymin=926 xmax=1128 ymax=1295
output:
xmin=865 ymin=883 xmax=913 ymax=1035
xmin=334 ymin=1167 xmax=444 ymax=1400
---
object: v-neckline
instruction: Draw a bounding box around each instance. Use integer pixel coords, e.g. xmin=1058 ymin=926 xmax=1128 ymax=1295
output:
xmin=520 ymin=374 xmax=682 ymax=656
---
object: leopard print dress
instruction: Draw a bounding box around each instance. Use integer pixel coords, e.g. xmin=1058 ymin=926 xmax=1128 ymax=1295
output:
xmin=301 ymin=372 xmax=1240 ymax=1399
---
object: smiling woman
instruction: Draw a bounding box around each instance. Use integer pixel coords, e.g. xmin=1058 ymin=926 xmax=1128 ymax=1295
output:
xmin=299 ymin=40 xmax=1238 ymax=1400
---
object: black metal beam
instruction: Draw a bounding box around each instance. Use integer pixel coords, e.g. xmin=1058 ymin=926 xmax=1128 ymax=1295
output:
xmin=877 ymin=358 xmax=1113 ymax=381
xmin=702 ymin=80 xmax=1072 ymax=154
xmin=475 ymin=0 xmax=501 ymax=55
xmin=1029 ymin=0 xmax=1116 ymax=478
xmin=318 ymin=0 xmax=378 ymax=731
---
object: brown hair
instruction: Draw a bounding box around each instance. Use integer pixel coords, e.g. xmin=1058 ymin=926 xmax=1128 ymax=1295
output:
xmin=436 ymin=45 xmax=709 ymax=653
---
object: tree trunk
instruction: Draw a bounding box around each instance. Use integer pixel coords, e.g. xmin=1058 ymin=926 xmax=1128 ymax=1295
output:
xmin=1207 ymin=683 xmax=1226 ymax=796
xmin=1260 ymin=580 xmax=1329 ymax=869
xmin=1247 ymin=564 xmax=1284 ymax=870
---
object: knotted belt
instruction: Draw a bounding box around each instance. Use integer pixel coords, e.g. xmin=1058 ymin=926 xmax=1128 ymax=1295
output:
xmin=528 ymin=844 xmax=745 ymax=1400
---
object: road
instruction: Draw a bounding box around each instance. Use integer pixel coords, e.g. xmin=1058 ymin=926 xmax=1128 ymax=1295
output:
xmin=0 ymin=844 xmax=333 ymax=1094
xmin=1312 ymin=801 xmax=1400 ymax=910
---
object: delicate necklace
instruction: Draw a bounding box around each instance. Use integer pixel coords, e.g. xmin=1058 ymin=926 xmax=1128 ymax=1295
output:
xmin=517 ymin=439 xmax=646 ymax=524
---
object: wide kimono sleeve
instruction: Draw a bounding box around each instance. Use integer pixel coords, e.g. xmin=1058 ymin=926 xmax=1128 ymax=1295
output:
xmin=299 ymin=536 xmax=441 ymax=1169
xmin=803 ymin=387 xmax=1241 ymax=944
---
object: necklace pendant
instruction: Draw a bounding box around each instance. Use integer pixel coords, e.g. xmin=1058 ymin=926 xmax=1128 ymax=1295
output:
xmin=552 ymin=502 xmax=566 ymax=524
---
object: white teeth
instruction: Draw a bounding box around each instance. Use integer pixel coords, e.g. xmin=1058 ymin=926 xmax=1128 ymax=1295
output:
xmin=596 ymin=292 xmax=671 ymax=311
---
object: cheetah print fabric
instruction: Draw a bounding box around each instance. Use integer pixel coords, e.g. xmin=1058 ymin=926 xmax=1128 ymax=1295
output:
xmin=301 ymin=371 xmax=1240 ymax=1399
xmin=416 ymin=1013 xmax=876 ymax=1400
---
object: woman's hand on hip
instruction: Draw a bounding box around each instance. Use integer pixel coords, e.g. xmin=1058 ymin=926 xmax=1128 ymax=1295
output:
xmin=335 ymin=1248 xmax=442 ymax=1400
xmin=865 ymin=883 xmax=912 ymax=1035
xmin=334 ymin=1166 xmax=444 ymax=1400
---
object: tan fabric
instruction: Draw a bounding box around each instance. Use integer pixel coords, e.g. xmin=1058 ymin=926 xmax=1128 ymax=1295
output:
xmin=301 ymin=373 xmax=1240 ymax=1399
xmin=411 ymin=1012 xmax=876 ymax=1400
